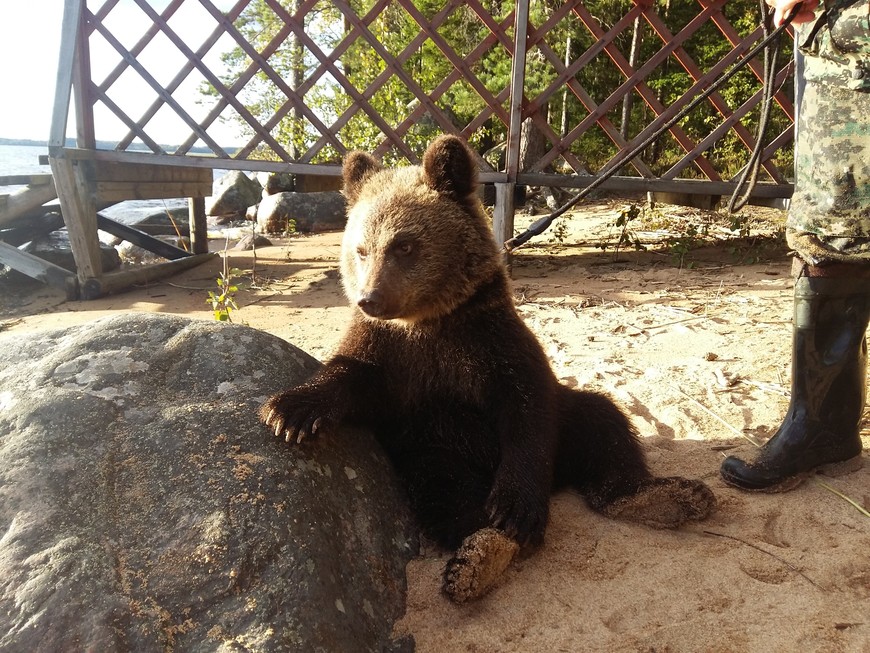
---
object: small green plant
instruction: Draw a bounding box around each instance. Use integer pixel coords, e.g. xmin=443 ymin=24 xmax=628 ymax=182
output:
xmin=207 ymin=256 xmax=242 ymax=322
xmin=550 ymin=221 xmax=570 ymax=244
xmin=729 ymin=212 xmax=751 ymax=238
xmin=600 ymin=203 xmax=647 ymax=259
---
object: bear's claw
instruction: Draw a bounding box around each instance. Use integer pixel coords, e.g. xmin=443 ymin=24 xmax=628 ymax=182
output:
xmin=259 ymin=389 xmax=333 ymax=445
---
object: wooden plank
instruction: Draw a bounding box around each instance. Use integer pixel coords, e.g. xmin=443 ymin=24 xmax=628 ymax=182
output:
xmin=95 ymin=182 xmax=212 ymax=202
xmin=95 ymin=214 xmax=192 ymax=260
xmin=514 ymin=172 xmax=793 ymax=198
xmin=0 ymin=241 xmax=78 ymax=298
xmin=80 ymin=252 xmax=217 ymax=300
xmin=72 ymin=0 xmax=95 ymax=148
xmin=0 ymin=181 xmax=59 ymax=228
xmin=91 ymin=160 xmax=212 ymax=184
xmin=49 ymin=156 xmax=102 ymax=283
xmin=57 ymin=147 xmax=341 ymax=178
xmin=0 ymin=175 xmax=54 ymax=186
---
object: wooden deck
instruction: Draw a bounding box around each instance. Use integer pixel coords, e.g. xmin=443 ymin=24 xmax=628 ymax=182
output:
xmin=0 ymin=165 xmax=214 ymax=299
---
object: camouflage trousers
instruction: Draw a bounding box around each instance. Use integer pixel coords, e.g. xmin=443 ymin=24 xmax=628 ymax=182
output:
xmin=787 ymin=4 xmax=870 ymax=265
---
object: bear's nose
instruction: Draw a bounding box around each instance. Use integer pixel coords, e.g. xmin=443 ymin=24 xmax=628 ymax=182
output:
xmin=357 ymin=290 xmax=385 ymax=317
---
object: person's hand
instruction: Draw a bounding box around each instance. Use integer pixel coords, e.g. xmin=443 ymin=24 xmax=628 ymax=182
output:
xmin=766 ymin=0 xmax=820 ymax=27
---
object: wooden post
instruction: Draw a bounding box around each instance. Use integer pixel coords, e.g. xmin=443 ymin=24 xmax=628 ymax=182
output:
xmin=493 ymin=183 xmax=516 ymax=249
xmin=500 ymin=0 xmax=529 ymax=269
xmin=50 ymin=0 xmax=84 ymax=149
xmin=49 ymin=156 xmax=102 ymax=286
xmin=188 ymin=196 xmax=208 ymax=255
xmin=504 ymin=0 xmax=530 ymax=186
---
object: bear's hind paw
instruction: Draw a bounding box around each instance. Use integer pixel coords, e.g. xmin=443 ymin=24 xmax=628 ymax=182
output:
xmin=603 ymin=477 xmax=716 ymax=529
xmin=442 ymin=528 xmax=519 ymax=604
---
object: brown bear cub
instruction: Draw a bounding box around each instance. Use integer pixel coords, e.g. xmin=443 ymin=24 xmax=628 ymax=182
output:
xmin=260 ymin=135 xmax=715 ymax=603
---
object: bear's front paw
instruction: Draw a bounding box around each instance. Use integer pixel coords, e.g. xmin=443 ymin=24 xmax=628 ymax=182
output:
xmin=259 ymin=387 xmax=335 ymax=444
xmin=603 ymin=477 xmax=716 ymax=529
xmin=442 ymin=528 xmax=519 ymax=604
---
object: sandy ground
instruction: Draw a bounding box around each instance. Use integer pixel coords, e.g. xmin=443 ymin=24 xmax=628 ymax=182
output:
xmin=2 ymin=199 xmax=868 ymax=652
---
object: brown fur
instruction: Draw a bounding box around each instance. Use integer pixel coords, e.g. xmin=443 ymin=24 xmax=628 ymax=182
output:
xmin=260 ymin=135 xmax=715 ymax=602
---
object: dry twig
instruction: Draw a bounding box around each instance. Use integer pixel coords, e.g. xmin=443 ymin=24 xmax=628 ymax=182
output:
xmin=703 ymin=530 xmax=824 ymax=590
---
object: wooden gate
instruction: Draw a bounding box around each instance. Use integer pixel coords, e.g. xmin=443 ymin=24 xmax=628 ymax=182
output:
xmin=36 ymin=0 xmax=796 ymax=297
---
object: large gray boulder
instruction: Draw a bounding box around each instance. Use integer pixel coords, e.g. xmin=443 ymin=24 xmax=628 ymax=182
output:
xmin=0 ymin=314 xmax=418 ymax=652
xmin=206 ymin=171 xmax=262 ymax=220
xmin=256 ymin=191 xmax=347 ymax=234
xmin=24 ymin=231 xmax=121 ymax=273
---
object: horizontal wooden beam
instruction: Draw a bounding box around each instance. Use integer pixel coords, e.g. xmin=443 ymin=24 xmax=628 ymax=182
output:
xmin=0 ymin=241 xmax=78 ymax=298
xmin=0 ymin=174 xmax=54 ymax=186
xmin=96 ymin=213 xmax=192 ymax=260
xmin=0 ymin=180 xmax=59 ymax=228
xmin=95 ymin=181 xmax=212 ymax=202
xmin=91 ymin=160 xmax=212 ymax=183
xmin=513 ymin=173 xmax=794 ymax=198
xmin=80 ymin=252 xmax=217 ymax=300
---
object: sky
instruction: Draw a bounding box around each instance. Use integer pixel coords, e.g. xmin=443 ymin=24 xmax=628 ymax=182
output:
xmin=0 ymin=0 xmax=242 ymax=145
xmin=0 ymin=2 xmax=66 ymax=141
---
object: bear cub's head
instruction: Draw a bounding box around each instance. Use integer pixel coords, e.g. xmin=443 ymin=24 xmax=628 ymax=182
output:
xmin=340 ymin=135 xmax=503 ymax=326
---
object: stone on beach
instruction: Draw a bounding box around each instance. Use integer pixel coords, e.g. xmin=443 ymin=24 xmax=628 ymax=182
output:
xmin=0 ymin=313 xmax=418 ymax=652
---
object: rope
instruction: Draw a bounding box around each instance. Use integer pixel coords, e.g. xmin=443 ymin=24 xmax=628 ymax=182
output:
xmin=503 ymin=1 xmax=806 ymax=253
xmin=727 ymin=0 xmax=781 ymax=213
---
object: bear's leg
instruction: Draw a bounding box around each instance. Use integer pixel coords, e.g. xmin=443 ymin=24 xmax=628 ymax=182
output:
xmin=396 ymin=453 xmax=493 ymax=549
xmin=555 ymin=387 xmax=715 ymax=528
xmin=595 ymin=476 xmax=715 ymax=528
xmin=442 ymin=528 xmax=519 ymax=603
xmin=391 ymin=443 xmax=523 ymax=602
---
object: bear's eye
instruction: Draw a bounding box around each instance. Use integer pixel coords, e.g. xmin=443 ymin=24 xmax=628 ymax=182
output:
xmin=356 ymin=247 xmax=368 ymax=261
xmin=393 ymin=241 xmax=414 ymax=257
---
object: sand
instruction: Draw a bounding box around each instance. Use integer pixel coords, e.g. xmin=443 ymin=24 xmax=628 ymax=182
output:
xmin=2 ymin=200 xmax=868 ymax=652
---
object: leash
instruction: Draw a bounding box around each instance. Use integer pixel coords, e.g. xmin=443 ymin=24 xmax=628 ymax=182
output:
xmin=503 ymin=1 xmax=808 ymax=253
xmin=728 ymin=0 xmax=784 ymax=213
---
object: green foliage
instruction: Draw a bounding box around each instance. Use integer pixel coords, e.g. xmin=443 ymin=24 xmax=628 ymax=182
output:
xmin=664 ymin=223 xmax=706 ymax=269
xmin=599 ymin=202 xmax=648 ymax=259
xmin=207 ymin=263 xmax=243 ymax=322
xmin=212 ymin=0 xmax=791 ymax=178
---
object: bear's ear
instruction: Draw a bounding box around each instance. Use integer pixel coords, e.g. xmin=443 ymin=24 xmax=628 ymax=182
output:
xmin=343 ymin=151 xmax=382 ymax=205
xmin=422 ymin=135 xmax=477 ymax=200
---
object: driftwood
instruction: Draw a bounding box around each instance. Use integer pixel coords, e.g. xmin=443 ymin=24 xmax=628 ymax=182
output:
xmin=0 ymin=241 xmax=78 ymax=298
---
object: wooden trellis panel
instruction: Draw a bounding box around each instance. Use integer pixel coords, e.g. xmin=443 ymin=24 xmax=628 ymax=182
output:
xmin=46 ymin=0 xmax=797 ymax=296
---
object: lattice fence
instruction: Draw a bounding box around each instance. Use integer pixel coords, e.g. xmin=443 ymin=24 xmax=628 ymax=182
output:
xmin=55 ymin=0 xmax=796 ymax=193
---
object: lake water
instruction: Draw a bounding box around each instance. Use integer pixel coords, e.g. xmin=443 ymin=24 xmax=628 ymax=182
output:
xmin=0 ymin=143 xmax=203 ymax=225
xmin=0 ymin=144 xmax=51 ymax=180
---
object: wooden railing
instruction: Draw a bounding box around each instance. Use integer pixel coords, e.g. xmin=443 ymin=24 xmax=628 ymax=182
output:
xmin=41 ymin=0 xmax=796 ymax=297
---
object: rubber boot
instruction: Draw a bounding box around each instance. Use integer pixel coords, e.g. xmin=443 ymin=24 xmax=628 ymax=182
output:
xmin=720 ymin=269 xmax=870 ymax=492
